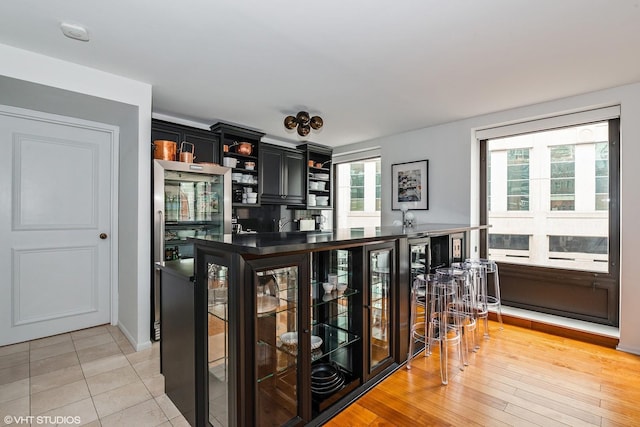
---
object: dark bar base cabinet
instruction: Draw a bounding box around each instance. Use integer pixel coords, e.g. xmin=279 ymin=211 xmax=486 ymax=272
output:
xmin=160 ymin=225 xmax=480 ymax=426
xmin=158 ymin=259 xmax=198 ymax=426
xmin=190 ymin=239 xmax=401 ymax=426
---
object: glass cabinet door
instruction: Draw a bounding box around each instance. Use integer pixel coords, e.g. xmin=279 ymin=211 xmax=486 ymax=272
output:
xmin=409 ymin=240 xmax=429 ymax=358
xmin=369 ymin=248 xmax=392 ymax=370
xmin=310 ymin=249 xmax=362 ymax=416
xmin=255 ymin=266 xmax=299 ymax=427
xmin=207 ymin=262 xmax=229 ymax=427
xmin=162 ymin=168 xmax=227 ymax=260
xmin=410 ymin=241 xmax=428 ymax=280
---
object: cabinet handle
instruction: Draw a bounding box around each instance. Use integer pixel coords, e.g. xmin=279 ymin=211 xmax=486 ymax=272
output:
xmin=303 ymin=329 xmax=310 ymax=334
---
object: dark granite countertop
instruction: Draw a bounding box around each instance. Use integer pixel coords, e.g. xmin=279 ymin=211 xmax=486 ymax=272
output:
xmin=156 ymin=258 xmax=195 ymax=280
xmin=191 ymin=223 xmax=487 ymax=256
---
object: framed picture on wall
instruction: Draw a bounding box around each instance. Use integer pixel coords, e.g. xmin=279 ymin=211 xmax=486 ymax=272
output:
xmin=391 ymin=159 xmax=429 ymax=210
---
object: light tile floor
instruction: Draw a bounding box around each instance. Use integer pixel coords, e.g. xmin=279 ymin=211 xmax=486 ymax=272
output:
xmin=0 ymin=325 xmax=187 ymax=427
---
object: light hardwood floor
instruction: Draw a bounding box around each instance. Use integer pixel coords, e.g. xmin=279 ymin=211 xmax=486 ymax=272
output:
xmin=326 ymin=321 xmax=640 ymax=426
xmin=2 ymin=321 xmax=638 ymax=426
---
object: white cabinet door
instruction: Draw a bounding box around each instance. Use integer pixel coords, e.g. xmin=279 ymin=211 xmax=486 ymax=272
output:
xmin=0 ymin=105 xmax=117 ymax=346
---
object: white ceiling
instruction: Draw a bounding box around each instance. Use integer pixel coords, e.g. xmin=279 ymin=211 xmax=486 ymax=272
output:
xmin=1 ymin=0 xmax=640 ymax=147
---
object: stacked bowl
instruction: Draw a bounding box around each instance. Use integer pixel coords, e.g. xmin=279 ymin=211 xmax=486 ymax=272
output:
xmin=311 ymin=362 xmax=345 ymax=398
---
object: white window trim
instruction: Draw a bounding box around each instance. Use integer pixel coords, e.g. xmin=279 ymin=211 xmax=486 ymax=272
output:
xmin=332 ymin=147 xmax=381 ymax=164
xmin=476 ymin=105 xmax=620 ymax=141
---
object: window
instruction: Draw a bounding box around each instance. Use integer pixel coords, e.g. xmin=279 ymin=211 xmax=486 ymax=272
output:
xmin=550 ymin=145 xmax=575 ymax=211
xmin=486 ymin=122 xmax=611 ymax=271
xmin=335 ymin=157 xmax=381 ymax=230
xmin=375 ymin=159 xmax=381 ymax=211
xmin=507 ymin=148 xmax=529 ymax=211
xmin=595 ymin=142 xmax=609 ymax=210
xmin=489 ymin=234 xmax=530 ymax=251
xmin=479 ymin=109 xmax=620 ymax=326
xmin=548 ymin=236 xmax=607 ymax=254
xmin=350 ymin=163 xmax=364 ymax=211
xmin=487 ymin=153 xmax=492 ymax=211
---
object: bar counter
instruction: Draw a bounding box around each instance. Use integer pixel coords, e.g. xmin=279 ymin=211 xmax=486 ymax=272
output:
xmin=161 ymin=223 xmax=487 ymax=426
xmin=192 ymin=223 xmax=485 ymax=255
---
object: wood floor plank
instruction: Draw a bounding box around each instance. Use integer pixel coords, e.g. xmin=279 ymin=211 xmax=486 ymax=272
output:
xmin=322 ymin=402 xmax=378 ymax=426
xmin=326 ymin=321 xmax=640 ymax=426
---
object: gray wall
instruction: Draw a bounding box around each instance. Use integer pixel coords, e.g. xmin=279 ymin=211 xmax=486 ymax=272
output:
xmin=334 ymin=81 xmax=640 ymax=354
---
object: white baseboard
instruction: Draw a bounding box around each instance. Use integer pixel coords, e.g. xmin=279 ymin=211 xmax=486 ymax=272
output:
xmin=117 ymin=322 xmax=152 ymax=351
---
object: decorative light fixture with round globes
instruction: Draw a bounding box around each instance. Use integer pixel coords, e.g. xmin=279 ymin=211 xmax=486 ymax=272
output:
xmin=284 ymin=111 xmax=323 ymax=137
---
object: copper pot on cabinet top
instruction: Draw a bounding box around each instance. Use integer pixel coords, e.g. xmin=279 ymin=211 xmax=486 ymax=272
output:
xmin=153 ymin=140 xmax=177 ymax=161
xmin=236 ymin=142 xmax=253 ymax=155
xmin=178 ymin=141 xmax=195 ymax=163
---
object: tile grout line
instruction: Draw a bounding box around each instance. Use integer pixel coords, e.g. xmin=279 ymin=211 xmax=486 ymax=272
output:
xmin=77 ymin=331 xmax=103 ymax=427
xmin=3 ymin=327 xmax=176 ymax=427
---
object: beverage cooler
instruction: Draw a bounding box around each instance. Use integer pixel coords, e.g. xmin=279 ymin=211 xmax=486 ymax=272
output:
xmin=153 ymin=159 xmax=231 ymax=341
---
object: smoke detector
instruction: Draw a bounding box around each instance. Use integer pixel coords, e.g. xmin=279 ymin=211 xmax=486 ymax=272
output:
xmin=60 ymin=22 xmax=90 ymax=42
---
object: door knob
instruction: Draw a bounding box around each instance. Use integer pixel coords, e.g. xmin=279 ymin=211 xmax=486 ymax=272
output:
xmin=99 ymin=233 xmax=108 ymax=240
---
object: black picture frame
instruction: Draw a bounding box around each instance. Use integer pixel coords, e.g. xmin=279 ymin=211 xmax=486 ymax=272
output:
xmin=391 ymin=159 xmax=429 ymax=210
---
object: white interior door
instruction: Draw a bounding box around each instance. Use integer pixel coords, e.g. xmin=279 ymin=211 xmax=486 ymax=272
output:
xmin=0 ymin=105 xmax=117 ymax=346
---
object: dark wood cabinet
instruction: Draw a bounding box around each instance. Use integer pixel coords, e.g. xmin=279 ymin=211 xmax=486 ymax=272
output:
xmin=259 ymin=143 xmax=305 ymax=206
xmin=152 ymin=119 xmax=220 ymax=164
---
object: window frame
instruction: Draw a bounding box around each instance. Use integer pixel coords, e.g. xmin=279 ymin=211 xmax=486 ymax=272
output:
xmin=479 ymin=117 xmax=620 ymax=326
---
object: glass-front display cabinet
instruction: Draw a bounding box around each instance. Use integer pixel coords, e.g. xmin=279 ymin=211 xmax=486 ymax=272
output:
xmin=187 ymin=237 xmax=412 ymax=426
xmin=207 ymin=262 xmax=229 ymax=427
xmin=255 ymin=266 xmax=299 ymax=426
xmin=310 ymin=248 xmax=363 ymax=417
xmin=408 ymin=237 xmax=429 ymax=358
xmin=366 ymin=243 xmax=395 ymax=377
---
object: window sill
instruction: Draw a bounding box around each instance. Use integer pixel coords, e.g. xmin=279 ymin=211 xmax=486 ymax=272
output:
xmin=495 ymin=305 xmax=619 ymax=348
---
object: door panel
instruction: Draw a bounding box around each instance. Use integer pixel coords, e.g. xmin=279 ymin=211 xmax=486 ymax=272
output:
xmin=13 ymin=133 xmax=98 ymax=228
xmin=0 ymin=105 xmax=115 ymax=345
xmin=13 ymin=246 xmax=99 ymax=325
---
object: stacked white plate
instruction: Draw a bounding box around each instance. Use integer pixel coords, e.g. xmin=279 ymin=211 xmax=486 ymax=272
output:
xmin=316 ymin=196 xmax=329 ymax=206
xmin=308 ymin=194 xmax=316 ymax=206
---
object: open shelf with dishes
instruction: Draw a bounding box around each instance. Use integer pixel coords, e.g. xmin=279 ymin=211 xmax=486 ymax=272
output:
xmin=211 ymin=122 xmax=264 ymax=208
xmin=298 ymin=142 xmax=333 ymax=209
